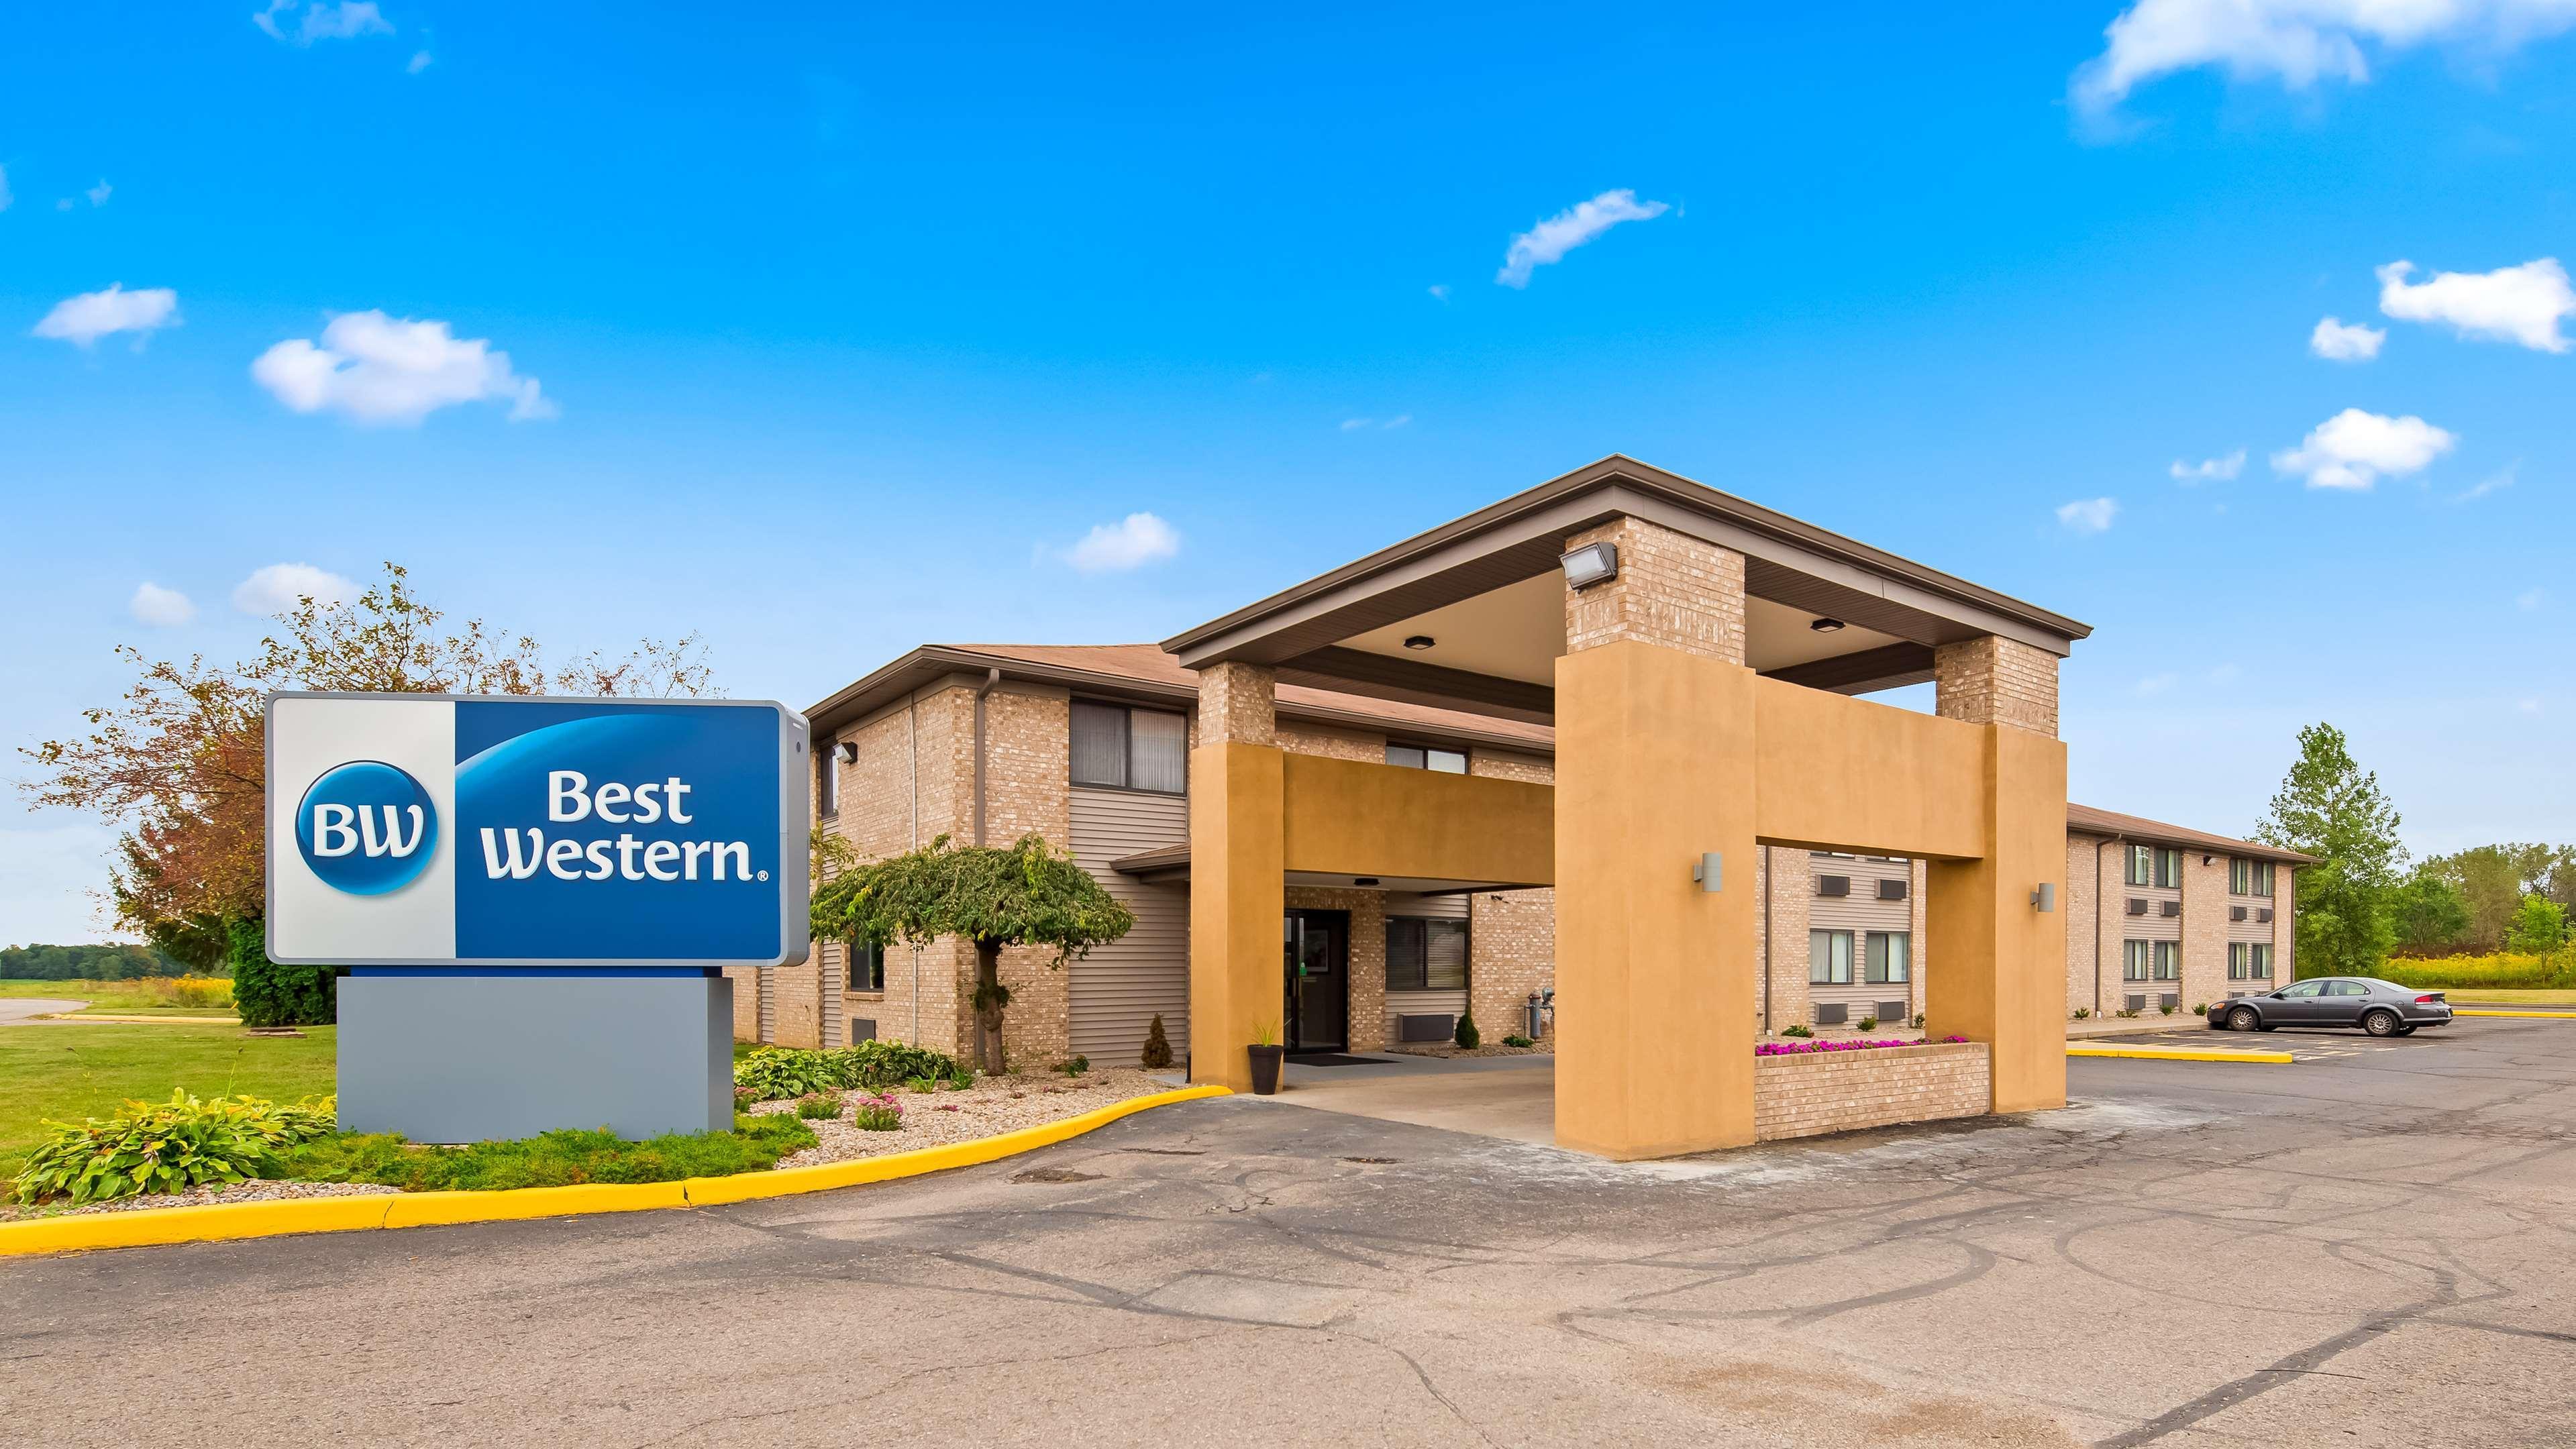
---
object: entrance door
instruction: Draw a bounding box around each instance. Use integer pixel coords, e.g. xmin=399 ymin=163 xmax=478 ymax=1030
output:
xmin=1284 ymin=909 xmax=1349 ymax=1052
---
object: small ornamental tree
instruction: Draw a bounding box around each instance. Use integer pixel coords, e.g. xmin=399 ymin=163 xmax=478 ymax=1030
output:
xmin=811 ymin=834 xmax=1134 ymax=1075
xmin=1139 ymin=1012 xmax=1174 ymax=1069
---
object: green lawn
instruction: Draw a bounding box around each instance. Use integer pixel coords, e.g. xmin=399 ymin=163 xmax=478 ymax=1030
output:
xmin=0 ymin=1024 xmax=336 ymax=1181
xmin=0 ymin=979 xmax=237 ymax=1016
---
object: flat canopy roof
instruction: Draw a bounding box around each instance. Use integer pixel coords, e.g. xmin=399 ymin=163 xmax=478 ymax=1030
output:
xmin=1161 ymin=454 xmax=2092 ymax=723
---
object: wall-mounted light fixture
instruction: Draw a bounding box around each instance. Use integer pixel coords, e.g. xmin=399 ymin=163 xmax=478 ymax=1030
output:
xmin=2201 ymin=853 xmax=2214 ymax=865
xmin=1809 ymin=617 xmax=1846 ymax=633
xmin=1692 ymin=852 xmax=1723 ymax=893
xmin=1560 ymin=541 xmax=1619 ymax=590
xmin=835 ymin=741 xmax=859 ymax=764
xmin=2031 ymin=882 xmax=2057 ymax=913
xmin=1403 ymin=635 xmax=1435 ymax=651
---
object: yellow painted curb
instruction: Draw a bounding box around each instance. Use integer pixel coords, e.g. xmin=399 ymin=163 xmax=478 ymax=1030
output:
xmin=2067 ymin=1044 xmax=2294 ymax=1064
xmin=0 ymin=1083 xmax=1231 ymax=1258
xmin=2454 ymin=1009 xmax=2576 ymax=1019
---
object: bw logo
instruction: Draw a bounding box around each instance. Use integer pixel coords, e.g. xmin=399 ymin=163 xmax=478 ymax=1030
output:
xmin=295 ymin=761 xmax=437 ymax=896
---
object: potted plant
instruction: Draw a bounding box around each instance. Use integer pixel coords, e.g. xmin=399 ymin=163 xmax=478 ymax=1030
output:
xmin=1247 ymin=1020 xmax=1285 ymax=1095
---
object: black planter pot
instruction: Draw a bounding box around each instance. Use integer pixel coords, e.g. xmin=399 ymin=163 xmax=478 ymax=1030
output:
xmin=1247 ymin=1044 xmax=1286 ymax=1095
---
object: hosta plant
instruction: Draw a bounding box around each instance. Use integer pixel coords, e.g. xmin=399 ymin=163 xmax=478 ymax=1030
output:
xmin=14 ymin=1091 xmax=339 ymax=1206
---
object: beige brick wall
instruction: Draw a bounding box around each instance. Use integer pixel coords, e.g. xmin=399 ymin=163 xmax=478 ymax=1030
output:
xmin=1563 ymin=517 xmax=1747 ymax=661
xmin=1276 ymin=722 xmax=1381 ymax=762
xmin=2277 ymin=869 xmax=2298 ymax=979
xmin=1196 ymin=661 xmax=1276 ymax=746
xmin=1753 ymin=1041 xmax=1991 ymax=1142
xmin=1469 ymin=750 xmax=1554 ymax=1040
xmin=1762 ymin=845 xmax=1812 ymax=1034
xmin=1933 ymin=635 xmax=2059 ymax=737
xmin=2179 ymin=849 xmax=2228 ymax=1019
xmin=2064 ymin=834 xmax=2106 ymax=1018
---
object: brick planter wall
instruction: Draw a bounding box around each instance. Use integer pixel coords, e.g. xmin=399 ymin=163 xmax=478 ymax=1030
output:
xmin=1753 ymin=1040 xmax=1992 ymax=1142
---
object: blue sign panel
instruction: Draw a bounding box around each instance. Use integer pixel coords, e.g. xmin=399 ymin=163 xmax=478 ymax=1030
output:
xmin=266 ymin=693 xmax=809 ymax=967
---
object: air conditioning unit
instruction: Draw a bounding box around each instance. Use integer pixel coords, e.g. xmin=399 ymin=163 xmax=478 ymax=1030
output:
xmin=1875 ymin=999 xmax=1908 ymax=1022
xmin=2257 ymin=908 xmax=2274 ymax=923
xmin=1816 ymin=875 xmax=1851 ymax=898
xmin=2160 ymin=993 xmax=2180 ymax=1011
xmin=1398 ymin=1013 xmax=1456 ymax=1043
xmin=848 ymin=1018 xmax=878 ymax=1042
xmin=2230 ymin=906 xmax=2247 ymax=922
xmin=2160 ymin=900 xmax=2181 ymax=918
xmin=1814 ymin=1002 xmax=1849 ymax=1026
xmin=2125 ymin=994 xmax=2147 ymax=1012
xmin=1877 ymin=878 xmax=1908 ymax=901
xmin=2126 ymin=898 xmax=2149 ymax=916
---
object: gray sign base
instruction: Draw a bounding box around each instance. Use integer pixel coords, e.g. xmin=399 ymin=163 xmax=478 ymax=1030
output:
xmin=338 ymin=973 xmax=733 ymax=1142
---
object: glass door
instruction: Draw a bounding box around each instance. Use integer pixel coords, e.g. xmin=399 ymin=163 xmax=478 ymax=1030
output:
xmin=1282 ymin=909 xmax=1349 ymax=1052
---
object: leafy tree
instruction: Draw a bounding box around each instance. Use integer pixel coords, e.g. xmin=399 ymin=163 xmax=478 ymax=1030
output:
xmin=2255 ymin=723 xmax=2404 ymax=977
xmin=2419 ymin=845 xmax=2530 ymax=951
xmin=0 ymin=943 xmax=183 ymax=981
xmin=809 ymin=833 xmax=1134 ymax=1075
xmin=21 ymin=564 xmax=713 ymax=1024
xmin=2389 ymin=869 xmax=2473 ymax=955
xmin=2504 ymin=896 xmax=2569 ymax=956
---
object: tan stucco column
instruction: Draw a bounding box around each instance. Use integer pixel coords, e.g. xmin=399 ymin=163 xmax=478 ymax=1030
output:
xmin=1188 ymin=661 xmax=1282 ymax=1092
xmin=1926 ymin=636 xmax=2069 ymax=1114
xmin=1554 ymin=519 xmax=1760 ymax=1159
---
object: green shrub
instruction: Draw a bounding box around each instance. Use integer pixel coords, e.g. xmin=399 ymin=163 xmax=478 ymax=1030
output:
xmin=227 ymin=917 xmax=337 ymax=1028
xmin=15 ymin=1090 xmax=338 ymax=1205
xmin=2159 ymin=1002 xmax=2177 ymax=1016
xmin=2115 ymin=1008 xmax=2141 ymax=1018
xmin=1454 ymin=1010 xmax=1480 ymax=1050
xmin=2071 ymin=1008 xmax=2092 ymax=1020
xmin=280 ymin=1114 xmax=817 ymax=1192
xmin=1911 ymin=1013 xmax=1926 ymax=1029
xmin=1857 ymin=1016 xmax=1879 ymax=1032
xmin=850 ymin=1095 xmax=903 ymax=1132
xmin=733 ymin=1040 xmax=967 ymax=1101
xmin=2192 ymin=1002 xmax=2208 ymax=1016
xmin=945 ymin=1066 xmax=973 ymax=1091
xmin=1501 ymin=1034 xmax=1535 ymax=1049
xmin=1058 ymin=1055 xmax=1089 ymax=1077
xmin=1780 ymin=1024 xmax=1814 ymax=1038
xmin=1139 ymin=1013 xmax=1174 ymax=1069
xmin=794 ymin=1093 xmax=842 ymax=1120
xmin=903 ymin=1075 xmax=939 ymax=1094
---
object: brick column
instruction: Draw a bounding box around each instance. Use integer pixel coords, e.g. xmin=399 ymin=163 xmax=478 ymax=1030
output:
xmin=1924 ymin=633 xmax=2067 ymax=1114
xmin=1762 ymin=846 xmax=1812 ymax=1036
xmin=1555 ymin=517 xmax=1760 ymax=1158
xmin=1188 ymin=662 xmax=1284 ymax=1091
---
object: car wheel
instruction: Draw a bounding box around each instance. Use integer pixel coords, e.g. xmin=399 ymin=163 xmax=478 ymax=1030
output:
xmin=2363 ymin=1008 xmax=2401 ymax=1037
xmin=2228 ymin=1006 xmax=2261 ymax=1033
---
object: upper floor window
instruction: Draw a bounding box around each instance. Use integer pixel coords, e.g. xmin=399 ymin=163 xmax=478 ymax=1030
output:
xmin=1071 ymin=701 xmax=1187 ymax=794
xmin=1808 ymin=929 xmax=1853 ymax=985
xmin=2125 ymin=845 xmax=2181 ymax=888
xmin=2229 ymin=858 xmax=2275 ymax=897
xmin=816 ymin=739 xmax=839 ymax=818
xmin=1386 ymin=743 xmax=1467 ymax=773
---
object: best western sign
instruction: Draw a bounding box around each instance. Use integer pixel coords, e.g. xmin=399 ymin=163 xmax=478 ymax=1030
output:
xmin=266 ymin=693 xmax=810 ymax=967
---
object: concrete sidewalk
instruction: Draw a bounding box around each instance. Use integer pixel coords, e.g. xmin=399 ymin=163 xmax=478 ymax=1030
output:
xmin=1268 ymin=1053 xmax=1555 ymax=1146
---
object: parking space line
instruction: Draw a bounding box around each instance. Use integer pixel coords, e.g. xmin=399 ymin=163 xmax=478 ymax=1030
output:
xmin=2067 ymin=1044 xmax=2293 ymax=1064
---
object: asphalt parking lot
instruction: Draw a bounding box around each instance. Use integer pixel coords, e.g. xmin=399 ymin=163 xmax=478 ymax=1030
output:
xmin=9 ymin=1016 xmax=2574 ymax=1448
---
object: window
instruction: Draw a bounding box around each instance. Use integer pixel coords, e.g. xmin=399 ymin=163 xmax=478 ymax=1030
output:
xmin=2249 ymin=944 xmax=2273 ymax=979
xmin=1808 ymin=930 xmax=1853 ymax=985
xmin=2230 ymin=858 xmax=2276 ymax=897
xmin=1865 ymin=931 xmax=1910 ymax=984
xmin=846 ymin=941 xmax=884 ymax=993
xmin=2153 ymin=941 xmax=2180 ymax=981
xmin=1385 ymin=917 xmax=1468 ymax=991
xmin=1070 ymin=701 xmax=1188 ymax=793
xmin=2277 ymin=980 xmax=2323 ymax=999
xmin=2229 ymin=943 xmax=2249 ymax=980
xmin=2126 ymin=845 xmax=2183 ymax=888
xmin=2124 ymin=940 xmax=2152 ymax=981
xmin=816 ymin=739 xmax=839 ymax=818
xmin=2325 ymin=979 xmax=2368 ymax=997
xmin=1386 ymin=743 xmax=1466 ymax=773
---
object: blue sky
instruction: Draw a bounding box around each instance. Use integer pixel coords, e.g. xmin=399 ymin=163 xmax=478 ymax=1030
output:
xmin=5 ymin=2 xmax=2574 ymax=942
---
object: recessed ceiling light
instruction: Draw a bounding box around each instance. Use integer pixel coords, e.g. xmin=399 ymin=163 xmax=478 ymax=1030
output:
xmin=1354 ymin=877 xmax=1381 ymax=886
xmin=1810 ymin=617 xmax=1845 ymax=633
xmin=1404 ymin=635 xmax=1435 ymax=650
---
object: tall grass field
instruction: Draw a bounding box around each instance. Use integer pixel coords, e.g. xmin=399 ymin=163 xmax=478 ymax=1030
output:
xmin=2375 ymin=953 xmax=2576 ymax=991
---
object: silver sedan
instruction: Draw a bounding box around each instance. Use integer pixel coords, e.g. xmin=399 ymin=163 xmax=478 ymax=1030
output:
xmin=2209 ymin=977 xmax=2453 ymax=1037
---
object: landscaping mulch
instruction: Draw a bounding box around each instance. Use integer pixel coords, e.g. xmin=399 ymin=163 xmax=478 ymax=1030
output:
xmin=3 ymin=1177 xmax=399 ymax=1222
xmin=758 ymin=1067 xmax=1173 ymax=1169
xmin=1382 ymin=1041 xmax=1553 ymax=1060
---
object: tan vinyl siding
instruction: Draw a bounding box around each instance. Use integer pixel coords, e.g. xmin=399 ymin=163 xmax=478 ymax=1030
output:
xmin=1067 ymin=786 xmax=1190 ymax=1066
xmin=1383 ymin=890 xmax=1470 ymax=1034
xmin=2226 ymin=890 xmax=2278 ymax=943
xmin=1808 ymin=855 xmax=1916 ymax=1023
xmin=2122 ymin=883 xmax=2183 ymax=942
xmin=756 ymin=963 xmax=776 ymax=1043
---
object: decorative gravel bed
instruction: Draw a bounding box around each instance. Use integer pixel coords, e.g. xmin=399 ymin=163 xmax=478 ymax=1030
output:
xmin=1382 ymin=1041 xmax=1553 ymax=1060
xmin=756 ymin=1067 xmax=1174 ymax=1169
xmin=1 ymin=1178 xmax=399 ymax=1222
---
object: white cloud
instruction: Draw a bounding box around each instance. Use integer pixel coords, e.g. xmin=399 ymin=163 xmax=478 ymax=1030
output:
xmin=1059 ymin=513 xmax=1180 ymax=574
xmin=32 ymin=284 xmax=181 ymax=347
xmin=2377 ymin=258 xmax=2575 ymax=352
xmin=85 ymin=178 xmax=111 ymax=207
xmin=2074 ymin=0 xmax=2576 ymax=110
xmin=252 ymin=311 xmax=554 ymax=425
xmin=1339 ymin=417 xmax=1372 ymax=431
xmin=407 ymin=49 xmax=432 ymax=73
xmin=1382 ymin=415 xmax=1411 ymax=429
xmin=1427 ymin=284 xmax=1449 ymax=303
xmin=127 ymin=582 xmax=195 ymax=627
xmin=256 ymin=1 xmax=393 ymax=44
xmin=2135 ymin=672 xmax=2180 ymax=697
xmin=2271 ymin=407 xmax=2455 ymax=490
xmin=2453 ymin=462 xmax=2518 ymax=502
xmin=2169 ymin=449 xmax=2245 ymax=483
xmin=232 ymin=563 xmax=355 ymax=616
xmin=2521 ymin=698 xmax=2544 ymax=715
xmin=1496 ymin=189 xmax=1669 ymax=288
xmin=2518 ymin=587 xmax=2545 ymax=610
xmin=2056 ymin=496 xmax=2119 ymax=534
xmin=2309 ymin=315 xmax=2385 ymax=361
